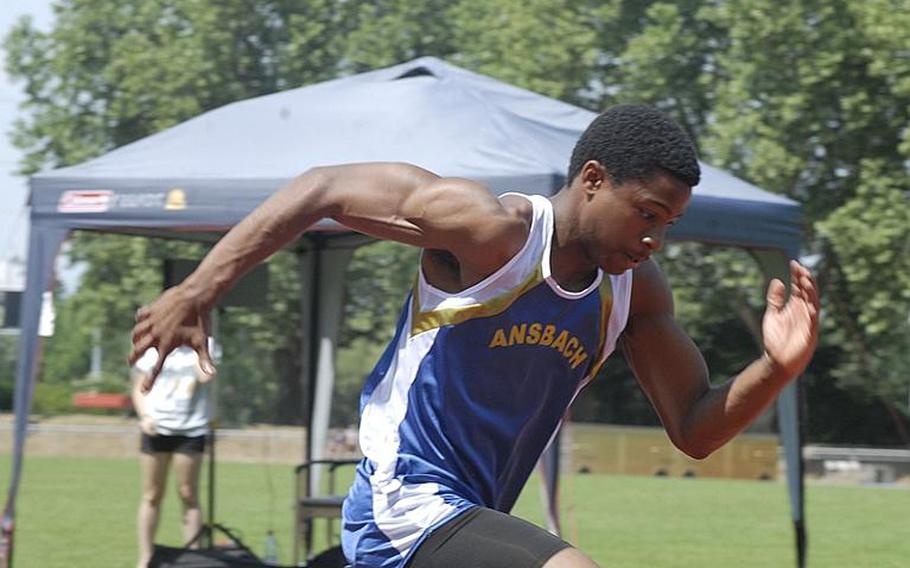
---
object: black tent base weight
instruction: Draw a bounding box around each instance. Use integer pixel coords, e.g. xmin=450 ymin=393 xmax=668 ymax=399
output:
xmin=148 ymin=523 xmax=267 ymax=567
xmin=148 ymin=523 xmax=347 ymax=568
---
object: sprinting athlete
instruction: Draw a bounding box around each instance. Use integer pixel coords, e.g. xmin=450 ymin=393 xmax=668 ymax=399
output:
xmin=130 ymin=104 xmax=819 ymax=568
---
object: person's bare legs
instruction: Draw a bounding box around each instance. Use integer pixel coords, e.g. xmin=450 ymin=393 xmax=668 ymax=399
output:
xmin=542 ymin=547 xmax=600 ymax=568
xmin=138 ymin=452 xmax=171 ymax=568
xmin=173 ymin=451 xmax=204 ymax=547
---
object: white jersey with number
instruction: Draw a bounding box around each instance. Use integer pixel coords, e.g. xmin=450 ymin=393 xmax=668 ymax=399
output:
xmin=135 ymin=346 xmax=210 ymax=437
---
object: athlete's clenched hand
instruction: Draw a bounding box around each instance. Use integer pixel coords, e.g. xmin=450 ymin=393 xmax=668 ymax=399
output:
xmin=129 ymin=285 xmax=216 ymax=393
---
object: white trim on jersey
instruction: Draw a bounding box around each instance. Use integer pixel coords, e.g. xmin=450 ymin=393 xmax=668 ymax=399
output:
xmin=359 ymin=307 xmax=456 ymax=557
xmin=416 ymin=193 xmax=546 ymax=313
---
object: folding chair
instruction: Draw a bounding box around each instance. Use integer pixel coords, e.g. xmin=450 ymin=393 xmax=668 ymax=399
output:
xmin=294 ymin=459 xmax=359 ymax=566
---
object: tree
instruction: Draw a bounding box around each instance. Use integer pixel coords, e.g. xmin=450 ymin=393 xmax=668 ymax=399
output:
xmin=610 ymin=1 xmax=725 ymax=142
xmin=448 ymin=0 xmax=600 ymax=105
xmin=576 ymin=0 xmax=910 ymax=440
xmin=7 ymin=0 xmax=909 ymax=443
xmin=701 ymin=0 xmax=910 ymax=441
xmin=3 ymin=0 xmax=353 ymax=424
xmin=816 ymin=162 xmax=910 ymax=441
xmin=570 ymin=1 xmax=776 ymax=430
xmin=0 ymin=335 xmax=18 ymax=409
xmin=341 ymin=0 xmax=457 ymax=71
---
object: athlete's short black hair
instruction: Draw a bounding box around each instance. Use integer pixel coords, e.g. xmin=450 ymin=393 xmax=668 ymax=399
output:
xmin=567 ymin=104 xmax=700 ymax=188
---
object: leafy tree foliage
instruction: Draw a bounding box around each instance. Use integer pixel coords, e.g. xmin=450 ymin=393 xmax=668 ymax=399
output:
xmin=449 ymin=0 xmax=600 ymax=104
xmin=588 ymin=0 xmax=910 ymax=441
xmin=0 ymin=335 xmax=18 ymax=409
xmin=341 ymin=0 xmax=456 ymax=70
xmin=3 ymin=0 xmax=347 ymax=424
xmin=699 ymin=0 xmax=910 ymax=441
xmin=817 ymin=163 xmax=910 ymax=408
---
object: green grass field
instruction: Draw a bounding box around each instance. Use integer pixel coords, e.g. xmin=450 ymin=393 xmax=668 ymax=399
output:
xmin=1 ymin=455 xmax=907 ymax=567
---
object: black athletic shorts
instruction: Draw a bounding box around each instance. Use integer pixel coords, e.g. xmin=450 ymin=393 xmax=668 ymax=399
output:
xmin=140 ymin=432 xmax=207 ymax=455
xmin=406 ymin=507 xmax=571 ymax=568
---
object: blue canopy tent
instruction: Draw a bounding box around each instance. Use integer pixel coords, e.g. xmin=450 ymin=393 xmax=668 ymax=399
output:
xmin=6 ymin=57 xmax=805 ymax=566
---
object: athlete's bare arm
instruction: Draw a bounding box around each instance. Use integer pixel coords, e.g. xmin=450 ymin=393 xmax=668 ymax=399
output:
xmin=129 ymin=162 xmax=528 ymax=389
xmin=130 ymin=369 xmax=154 ymax=434
xmin=620 ymin=259 xmax=819 ymax=458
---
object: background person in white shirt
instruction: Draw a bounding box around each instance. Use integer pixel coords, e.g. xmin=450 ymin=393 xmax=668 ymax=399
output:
xmin=131 ymin=345 xmax=212 ymax=568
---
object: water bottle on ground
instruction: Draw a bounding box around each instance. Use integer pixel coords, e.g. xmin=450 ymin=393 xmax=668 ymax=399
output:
xmin=263 ymin=530 xmax=279 ymax=564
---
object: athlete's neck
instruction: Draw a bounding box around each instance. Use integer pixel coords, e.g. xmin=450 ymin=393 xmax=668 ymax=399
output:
xmin=549 ymin=191 xmax=598 ymax=292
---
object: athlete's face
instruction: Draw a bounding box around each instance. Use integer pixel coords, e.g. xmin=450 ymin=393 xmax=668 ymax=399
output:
xmin=577 ymin=162 xmax=691 ymax=274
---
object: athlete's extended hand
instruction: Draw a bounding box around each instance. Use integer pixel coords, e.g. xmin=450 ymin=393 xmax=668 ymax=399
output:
xmin=761 ymin=260 xmax=820 ymax=379
xmin=129 ymin=285 xmax=216 ymax=393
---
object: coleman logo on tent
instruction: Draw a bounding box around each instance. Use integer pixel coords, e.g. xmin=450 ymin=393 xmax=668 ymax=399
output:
xmin=57 ymin=190 xmax=113 ymax=213
xmin=115 ymin=192 xmax=167 ymax=208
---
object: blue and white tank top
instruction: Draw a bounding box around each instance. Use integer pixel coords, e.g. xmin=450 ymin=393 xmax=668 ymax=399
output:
xmin=342 ymin=193 xmax=633 ymax=567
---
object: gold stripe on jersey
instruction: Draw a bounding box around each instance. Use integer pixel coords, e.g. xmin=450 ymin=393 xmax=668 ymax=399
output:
xmin=584 ymin=276 xmax=614 ymax=380
xmin=410 ymin=266 xmax=544 ymax=336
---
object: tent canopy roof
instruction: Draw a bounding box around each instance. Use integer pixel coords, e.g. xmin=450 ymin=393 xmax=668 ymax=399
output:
xmin=28 ymin=56 xmax=801 ymax=253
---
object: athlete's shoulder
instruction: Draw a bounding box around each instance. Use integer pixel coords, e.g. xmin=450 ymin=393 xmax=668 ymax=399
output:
xmin=499 ymin=193 xmax=536 ymax=230
xmin=629 ymin=258 xmax=673 ymax=318
xmin=419 ymin=190 xmax=533 ymax=291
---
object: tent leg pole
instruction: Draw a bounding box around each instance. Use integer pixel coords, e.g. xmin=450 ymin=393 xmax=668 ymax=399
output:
xmin=207 ymin=427 xmax=215 ymax=548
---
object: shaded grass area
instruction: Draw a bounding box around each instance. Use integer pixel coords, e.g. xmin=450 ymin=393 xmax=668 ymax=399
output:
xmin=1 ymin=455 xmax=907 ymax=567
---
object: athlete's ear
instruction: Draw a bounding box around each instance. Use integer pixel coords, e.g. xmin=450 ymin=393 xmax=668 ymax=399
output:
xmin=580 ymin=160 xmax=608 ymax=195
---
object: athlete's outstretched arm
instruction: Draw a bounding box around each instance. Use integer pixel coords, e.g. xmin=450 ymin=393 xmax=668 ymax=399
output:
xmin=129 ymin=162 xmax=527 ymax=390
xmin=620 ymin=259 xmax=819 ymax=458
